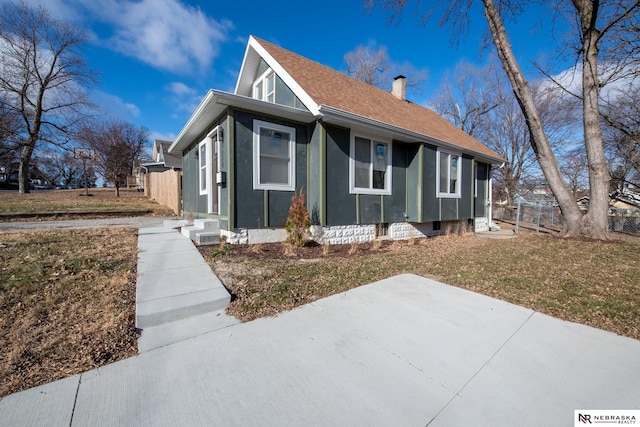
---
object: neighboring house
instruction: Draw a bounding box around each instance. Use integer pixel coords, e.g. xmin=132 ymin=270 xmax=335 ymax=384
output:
xmin=134 ymin=140 xmax=183 ymax=190
xmin=610 ymin=189 xmax=640 ymax=216
xmin=169 ymin=36 xmax=504 ymax=244
xmin=143 ymin=140 xmax=183 ymax=173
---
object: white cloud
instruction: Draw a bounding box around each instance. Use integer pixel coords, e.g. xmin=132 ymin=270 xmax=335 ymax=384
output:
xmin=91 ymin=90 xmax=141 ymax=119
xmin=167 ymin=81 xmax=196 ymax=96
xmin=28 ymin=0 xmax=233 ymax=74
xmin=99 ymin=0 xmax=231 ymax=73
xmin=165 ymin=81 xmax=203 ymax=114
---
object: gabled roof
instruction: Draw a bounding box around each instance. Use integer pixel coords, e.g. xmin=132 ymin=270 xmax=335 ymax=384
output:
xmin=155 ymin=140 xmax=182 ymax=169
xmin=172 ymin=36 xmax=503 ymax=163
xmin=237 ymin=36 xmax=503 ymax=163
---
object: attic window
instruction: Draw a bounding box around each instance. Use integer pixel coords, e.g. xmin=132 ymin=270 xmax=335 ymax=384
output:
xmin=253 ymin=70 xmax=276 ymax=103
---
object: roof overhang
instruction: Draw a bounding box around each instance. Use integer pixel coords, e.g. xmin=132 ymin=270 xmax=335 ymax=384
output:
xmin=168 ymin=90 xmax=315 ymax=153
xmin=318 ymin=105 xmax=505 ymax=164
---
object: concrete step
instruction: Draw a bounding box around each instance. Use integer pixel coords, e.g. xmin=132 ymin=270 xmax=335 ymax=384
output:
xmin=136 ymin=286 xmax=231 ymax=329
xmin=138 ymin=309 xmax=240 ymax=353
xmin=181 ymin=219 xmax=220 ymax=240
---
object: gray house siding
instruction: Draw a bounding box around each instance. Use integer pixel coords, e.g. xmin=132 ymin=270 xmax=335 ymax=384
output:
xmin=181 ymin=115 xmax=228 ymax=222
xmin=384 ymin=141 xmax=409 ymax=223
xmin=405 ymin=144 xmax=422 ymax=222
xmin=179 ymin=106 xmax=489 ymax=236
xmin=233 ymin=109 xmax=309 ymax=229
xmin=422 ymin=144 xmax=439 ymax=221
xmin=182 ymin=142 xmax=207 ymax=216
xmin=459 ymin=155 xmax=474 ymax=219
xmin=325 ymin=124 xmax=356 ymax=225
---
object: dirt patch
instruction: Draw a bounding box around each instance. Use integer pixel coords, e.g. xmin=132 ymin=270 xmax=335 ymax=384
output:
xmin=0 ymin=228 xmax=139 ymax=398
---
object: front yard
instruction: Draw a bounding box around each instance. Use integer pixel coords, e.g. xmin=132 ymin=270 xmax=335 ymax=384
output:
xmin=1 ymin=226 xmax=638 ymax=398
xmin=203 ymin=232 xmax=640 ymax=341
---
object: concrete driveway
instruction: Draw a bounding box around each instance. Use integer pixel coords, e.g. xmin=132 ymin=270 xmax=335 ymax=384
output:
xmin=1 ymin=274 xmax=639 ymax=426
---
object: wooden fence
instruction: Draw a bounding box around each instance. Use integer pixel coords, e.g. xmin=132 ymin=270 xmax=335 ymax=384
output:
xmin=144 ymin=170 xmax=181 ymax=215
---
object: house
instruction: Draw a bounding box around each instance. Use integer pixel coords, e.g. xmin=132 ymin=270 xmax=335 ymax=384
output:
xmin=168 ymin=36 xmax=504 ymax=244
xmin=143 ymin=140 xmax=183 ymax=173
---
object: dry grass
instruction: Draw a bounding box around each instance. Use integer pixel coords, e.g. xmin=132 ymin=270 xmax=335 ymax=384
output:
xmin=203 ymin=233 xmax=640 ymax=341
xmin=0 ymin=228 xmax=139 ymax=397
xmin=0 ymin=188 xmax=174 ymax=216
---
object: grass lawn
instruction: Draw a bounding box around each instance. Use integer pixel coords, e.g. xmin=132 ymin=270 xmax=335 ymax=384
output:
xmin=0 ymin=228 xmax=139 ymax=398
xmin=203 ymin=232 xmax=640 ymax=341
xmin=0 ymin=188 xmax=174 ymax=216
xmin=1 ymin=223 xmax=638 ymax=399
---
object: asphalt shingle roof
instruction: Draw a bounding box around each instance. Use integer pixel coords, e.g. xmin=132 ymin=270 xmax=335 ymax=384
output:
xmin=255 ymin=37 xmax=502 ymax=161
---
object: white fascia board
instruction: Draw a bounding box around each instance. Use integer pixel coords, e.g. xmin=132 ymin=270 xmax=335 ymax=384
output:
xmin=169 ymin=89 xmax=315 ymax=154
xmin=168 ymin=90 xmax=218 ymax=154
xmin=245 ymin=36 xmax=320 ymax=115
xmin=234 ymin=38 xmax=258 ymax=96
xmin=318 ymin=105 xmax=504 ymax=164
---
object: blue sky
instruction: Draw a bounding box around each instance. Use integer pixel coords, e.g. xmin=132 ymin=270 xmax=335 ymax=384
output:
xmin=11 ymin=0 xmax=568 ymax=151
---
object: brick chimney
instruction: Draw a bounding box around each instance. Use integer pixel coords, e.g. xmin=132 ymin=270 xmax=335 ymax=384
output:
xmin=391 ymin=75 xmax=407 ymax=101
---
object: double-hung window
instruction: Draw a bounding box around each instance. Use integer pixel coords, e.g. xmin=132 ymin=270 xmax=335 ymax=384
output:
xmin=437 ymin=149 xmax=462 ymax=198
xmin=253 ymin=120 xmax=296 ymax=191
xmin=350 ymin=135 xmax=392 ymax=195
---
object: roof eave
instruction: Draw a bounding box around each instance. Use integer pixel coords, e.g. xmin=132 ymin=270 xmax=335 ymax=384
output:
xmin=318 ymin=105 xmax=505 ymax=164
xmin=169 ymin=90 xmax=316 ymax=154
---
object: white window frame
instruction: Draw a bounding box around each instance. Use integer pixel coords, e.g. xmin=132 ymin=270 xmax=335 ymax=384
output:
xmin=253 ymin=69 xmax=276 ymax=103
xmin=349 ymin=134 xmax=392 ymax=195
xmin=252 ymin=120 xmax=296 ymax=191
xmin=198 ymin=138 xmax=212 ymax=196
xmin=436 ymin=148 xmax=462 ymax=198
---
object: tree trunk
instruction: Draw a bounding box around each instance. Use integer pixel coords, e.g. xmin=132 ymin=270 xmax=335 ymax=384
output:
xmin=481 ymin=0 xmax=586 ymax=237
xmin=575 ymin=0 xmax=611 ymax=240
xmin=18 ymin=139 xmax=36 ymax=194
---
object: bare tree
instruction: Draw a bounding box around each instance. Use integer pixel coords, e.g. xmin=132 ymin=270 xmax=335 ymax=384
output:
xmin=0 ymin=95 xmax=21 ymax=175
xmin=601 ymin=82 xmax=640 ymax=188
xmin=0 ymin=1 xmax=96 ymax=193
xmin=366 ymin=0 xmax=640 ymax=240
xmin=433 ymin=61 xmax=500 ymax=137
xmin=79 ymin=119 xmax=149 ymax=197
xmin=345 ymin=42 xmax=427 ymax=92
xmin=560 ymin=149 xmax=589 ymax=198
xmin=345 ymin=43 xmax=390 ymax=87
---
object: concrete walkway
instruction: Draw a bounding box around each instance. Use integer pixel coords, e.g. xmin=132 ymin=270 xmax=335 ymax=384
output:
xmin=135 ymin=224 xmax=237 ymax=352
xmin=1 ymin=272 xmax=639 ymax=426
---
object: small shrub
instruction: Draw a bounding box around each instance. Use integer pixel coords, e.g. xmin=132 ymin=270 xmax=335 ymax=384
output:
xmin=285 ymin=189 xmax=311 ymax=247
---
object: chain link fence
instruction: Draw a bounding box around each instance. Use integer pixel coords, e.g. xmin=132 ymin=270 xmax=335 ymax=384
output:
xmin=493 ymin=197 xmax=640 ymax=237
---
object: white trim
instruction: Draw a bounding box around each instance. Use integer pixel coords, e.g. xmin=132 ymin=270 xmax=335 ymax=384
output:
xmin=253 ymin=120 xmax=296 ymax=191
xmin=237 ymin=37 xmax=320 ymax=115
xmin=349 ymin=133 xmax=392 ymax=195
xmin=436 ymin=148 xmax=462 ymax=198
xmin=198 ymin=138 xmax=211 ymax=196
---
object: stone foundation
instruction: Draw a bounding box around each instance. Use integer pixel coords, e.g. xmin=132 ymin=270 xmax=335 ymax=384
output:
xmin=222 ymin=220 xmax=472 ymax=245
